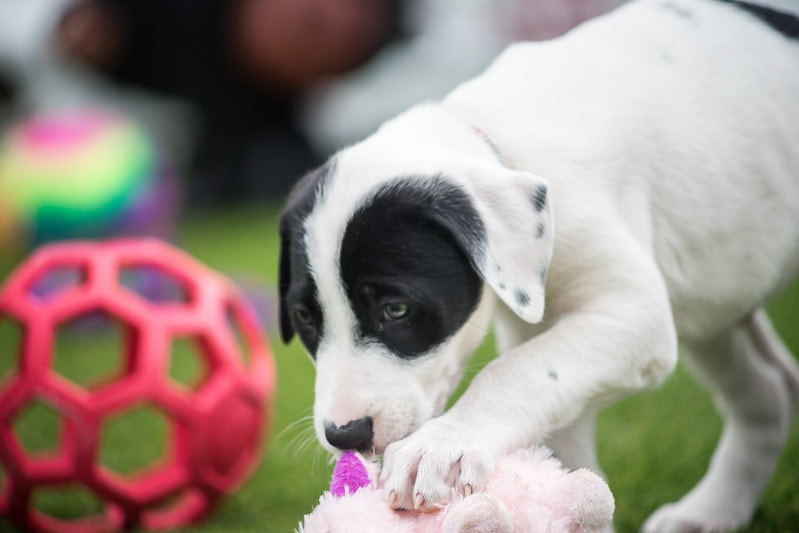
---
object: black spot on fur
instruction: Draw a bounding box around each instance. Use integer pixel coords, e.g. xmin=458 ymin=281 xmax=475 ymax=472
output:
xmin=515 ymin=289 xmax=530 ymax=308
xmin=277 ymin=160 xmax=336 ymax=354
xmin=340 ymin=176 xmax=485 ymax=358
xmin=548 ymin=370 xmax=558 ymax=381
xmin=536 ymin=222 xmax=545 ymax=239
xmin=532 ymin=185 xmax=548 ymax=212
xmin=717 ymin=0 xmax=799 ymax=39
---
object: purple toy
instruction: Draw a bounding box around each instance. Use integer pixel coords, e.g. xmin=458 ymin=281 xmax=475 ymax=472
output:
xmin=330 ymin=451 xmax=374 ymax=497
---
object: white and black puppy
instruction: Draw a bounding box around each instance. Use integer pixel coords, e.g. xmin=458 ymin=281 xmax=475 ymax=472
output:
xmin=279 ymin=0 xmax=799 ymax=530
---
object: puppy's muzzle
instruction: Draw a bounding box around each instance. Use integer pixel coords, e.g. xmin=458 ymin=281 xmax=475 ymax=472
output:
xmin=324 ymin=416 xmax=374 ymax=451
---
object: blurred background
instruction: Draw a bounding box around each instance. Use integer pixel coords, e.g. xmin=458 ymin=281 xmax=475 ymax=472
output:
xmin=0 ymin=0 xmax=797 ymax=531
xmin=0 ymin=0 xmax=629 ymax=208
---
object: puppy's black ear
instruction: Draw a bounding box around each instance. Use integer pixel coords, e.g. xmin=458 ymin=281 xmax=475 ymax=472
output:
xmin=278 ymin=220 xmax=295 ymax=344
xmin=277 ymin=159 xmax=335 ymax=344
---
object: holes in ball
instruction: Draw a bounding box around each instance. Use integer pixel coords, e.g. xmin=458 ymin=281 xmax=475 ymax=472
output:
xmin=31 ymin=483 xmax=105 ymax=522
xmin=0 ymin=314 xmax=22 ymax=386
xmin=100 ymin=403 xmax=169 ymax=477
xmin=12 ymin=397 xmax=62 ymax=455
xmin=168 ymin=338 xmax=209 ymax=392
xmin=118 ymin=264 xmax=191 ymax=305
xmin=27 ymin=264 xmax=86 ymax=301
xmin=54 ymin=312 xmax=133 ymax=391
xmin=141 ymin=488 xmax=207 ymax=530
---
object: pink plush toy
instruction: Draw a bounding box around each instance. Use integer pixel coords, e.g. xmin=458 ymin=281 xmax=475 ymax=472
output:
xmin=299 ymin=447 xmax=614 ymax=532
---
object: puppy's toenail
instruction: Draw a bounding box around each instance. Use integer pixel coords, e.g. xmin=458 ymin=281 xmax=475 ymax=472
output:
xmin=389 ymin=490 xmax=401 ymax=509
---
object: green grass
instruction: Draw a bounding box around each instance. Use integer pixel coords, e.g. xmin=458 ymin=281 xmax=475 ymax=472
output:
xmin=1 ymin=203 xmax=798 ymax=532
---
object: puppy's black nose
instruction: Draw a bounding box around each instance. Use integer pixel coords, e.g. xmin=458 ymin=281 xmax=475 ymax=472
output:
xmin=324 ymin=416 xmax=373 ymax=450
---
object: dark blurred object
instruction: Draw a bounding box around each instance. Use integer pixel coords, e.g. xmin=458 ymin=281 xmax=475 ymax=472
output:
xmin=56 ymin=0 xmax=404 ymax=204
xmin=0 ymin=73 xmax=14 ymax=104
xmin=231 ymin=0 xmax=402 ymax=93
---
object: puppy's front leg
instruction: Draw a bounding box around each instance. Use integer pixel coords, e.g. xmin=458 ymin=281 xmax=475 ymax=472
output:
xmin=380 ymin=245 xmax=678 ymax=512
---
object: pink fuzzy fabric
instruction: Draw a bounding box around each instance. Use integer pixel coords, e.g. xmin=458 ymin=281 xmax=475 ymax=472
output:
xmin=299 ymin=447 xmax=614 ymax=532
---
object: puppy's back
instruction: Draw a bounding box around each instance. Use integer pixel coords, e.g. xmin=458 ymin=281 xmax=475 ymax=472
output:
xmin=445 ymin=0 xmax=799 ymax=339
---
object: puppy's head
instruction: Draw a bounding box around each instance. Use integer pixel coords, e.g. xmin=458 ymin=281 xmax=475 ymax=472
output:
xmin=278 ymin=105 xmax=554 ymax=454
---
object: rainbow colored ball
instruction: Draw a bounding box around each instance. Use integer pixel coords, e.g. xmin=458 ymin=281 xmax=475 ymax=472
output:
xmin=0 ymin=110 xmax=179 ymax=246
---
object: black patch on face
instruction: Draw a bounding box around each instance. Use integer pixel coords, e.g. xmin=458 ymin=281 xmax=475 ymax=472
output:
xmin=278 ymin=160 xmax=336 ymax=355
xmin=532 ymin=185 xmax=548 ymax=212
xmin=340 ymin=176 xmax=485 ymax=359
xmin=716 ymin=0 xmax=799 ymax=39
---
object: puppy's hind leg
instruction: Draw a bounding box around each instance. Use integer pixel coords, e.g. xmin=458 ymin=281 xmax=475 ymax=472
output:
xmin=644 ymin=310 xmax=799 ymax=532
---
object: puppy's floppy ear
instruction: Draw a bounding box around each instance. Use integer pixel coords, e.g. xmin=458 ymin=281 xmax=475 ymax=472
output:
xmin=450 ymin=169 xmax=554 ymax=323
xmin=277 ymin=159 xmax=335 ymax=344
xmin=278 ymin=219 xmax=295 ymax=344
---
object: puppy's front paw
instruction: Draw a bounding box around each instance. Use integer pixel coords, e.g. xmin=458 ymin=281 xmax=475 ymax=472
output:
xmin=379 ymin=419 xmax=495 ymax=513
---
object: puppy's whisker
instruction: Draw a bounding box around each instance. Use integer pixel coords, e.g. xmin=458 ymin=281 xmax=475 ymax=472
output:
xmin=276 ymin=416 xmax=314 ymax=446
xmin=276 ymin=412 xmax=322 ymax=465
xmin=463 ymin=320 xmax=492 ymax=338
xmin=275 ymin=412 xmax=314 ymax=442
xmin=287 ymin=429 xmax=316 ymax=458
xmin=296 ymin=429 xmax=319 ymax=455
xmin=464 ymin=361 xmax=488 ymax=375
xmin=311 ymin=446 xmax=332 ymax=474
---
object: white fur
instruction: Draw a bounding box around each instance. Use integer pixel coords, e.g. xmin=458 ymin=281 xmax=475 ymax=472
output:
xmin=298 ymin=0 xmax=799 ymax=530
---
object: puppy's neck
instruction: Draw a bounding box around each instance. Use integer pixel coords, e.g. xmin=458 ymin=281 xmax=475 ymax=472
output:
xmin=344 ymin=103 xmax=508 ymax=177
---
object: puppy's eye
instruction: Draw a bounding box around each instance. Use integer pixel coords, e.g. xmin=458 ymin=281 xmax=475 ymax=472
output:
xmin=382 ymin=302 xmax=409 ymax=321
xmin=295 ymin=309 xmax=314 ymax=326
